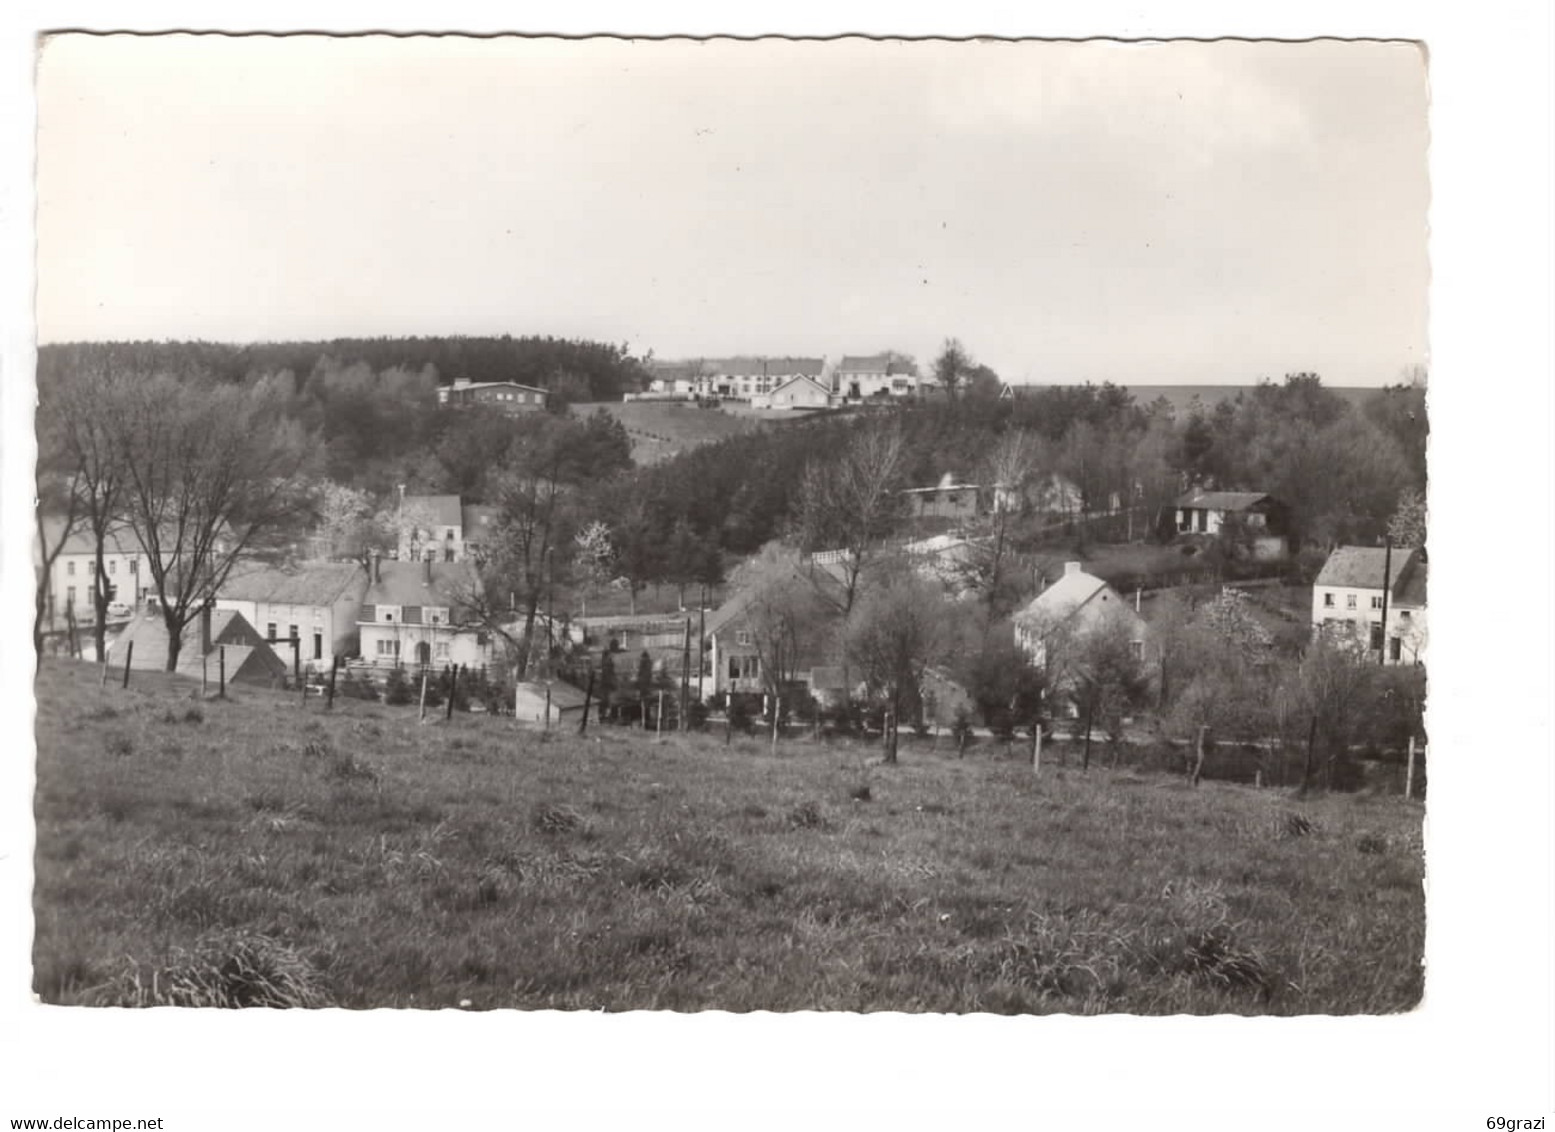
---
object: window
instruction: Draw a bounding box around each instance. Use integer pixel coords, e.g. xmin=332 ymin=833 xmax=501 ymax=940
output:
xmin=67 ymin=561 xmax=75 ymax=576
xmin=376 ymin=639 xmax=400 ymax=657
xmin=1323 ymin=592 xmax=1334 ymax=608
xmin=1370 ymin=595 xmax=1384 ymax=610
xmin=1399 ymin=610 xmax=1412 ymax=620
xmin=1129 ymin=640 xmax=1144 ymax=661
xmin=313 ymin=632 xmax=323 ymax=661
xmin=435 ymin=642 xmax=450 ymax=658
xmin=1389 ymin=637 xmax=1402 ymax=662
xmin=130 ymin=559 xmax=138 ymax=575
xmin=289 ymin=624 xmax=299 ymax=641
xmin=729 ymin=656 xmax=759 ymax=681
xmin=108 ymin=560 xmax=117 ymax=575
xmin=735 ymin=630 xmax=751 ymax=646
xmin=66 ymin=585 xmax=76 ymax=607
xmin=1369 ymin=623 xmax=1385 ymax=651
xmin=266 ymin=622 xmax=277 ymax=640
xmin=1345 ymin=594 xmax=1357 ymax=610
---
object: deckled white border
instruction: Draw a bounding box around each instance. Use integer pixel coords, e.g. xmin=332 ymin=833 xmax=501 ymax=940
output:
xmin=1 ymin=3 xmax=1551 ymax=1129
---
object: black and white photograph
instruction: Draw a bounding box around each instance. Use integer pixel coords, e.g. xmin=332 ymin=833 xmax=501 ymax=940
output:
xmin=4 ymin=5 xmax=1552 ymax=1129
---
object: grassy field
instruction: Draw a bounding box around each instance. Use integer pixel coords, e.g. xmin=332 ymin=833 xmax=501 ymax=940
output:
xmin=570 ymin=400 xmax=785 ymax=464
xmin=32 ymin=658 xmax=1423 ymax=1013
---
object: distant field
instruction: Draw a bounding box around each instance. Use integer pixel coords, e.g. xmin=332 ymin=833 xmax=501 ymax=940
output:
xmin=570 ymin=400 xmax=802 ymax=464
xmin=33 ymin=658 xmax=1423 ymax=1013
xmin=1114 ymin=384 xmax=1379 ymax=416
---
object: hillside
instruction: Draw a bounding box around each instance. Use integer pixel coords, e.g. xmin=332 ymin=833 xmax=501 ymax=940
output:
xmin=568 ymin=401 xmax=777 ymax=464
xmin=33 ymin=658 xmax=1423 ymax=1013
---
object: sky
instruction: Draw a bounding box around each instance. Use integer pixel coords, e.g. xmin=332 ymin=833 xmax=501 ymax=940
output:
xmin=35 ymin=35 xmax=1429 ymax=386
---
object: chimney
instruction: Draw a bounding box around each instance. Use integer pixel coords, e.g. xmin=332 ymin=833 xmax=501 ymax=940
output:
xmin=1065 ymin=561 xmax=1082 ymax=576
xmin=201 ymin=600 xmax=212 ymax=655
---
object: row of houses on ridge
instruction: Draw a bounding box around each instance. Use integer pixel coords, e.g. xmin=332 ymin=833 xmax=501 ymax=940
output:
xmin=640 ymin=354 xmax=927 ymax=409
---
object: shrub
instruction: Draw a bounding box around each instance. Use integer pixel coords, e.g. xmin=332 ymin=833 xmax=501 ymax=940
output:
xmin=531 ymin=802 xmax=585 ymax=836
xmin=103 ymin=930 xmax=331 ymax=1008
xmin=383 ymin=667 xmax=414 ymax=706
xmin=785 ymin=800 xmax=829 ymax=830
xmin=338 ymin=672 xmax=379 ymax=702
xmin=324 ymin=753 xmax=378 ymax=784
xmin=183 ymin=707 xmax=205 ymax=725
xmin=105 ymin=734 xmax=134 ymax=759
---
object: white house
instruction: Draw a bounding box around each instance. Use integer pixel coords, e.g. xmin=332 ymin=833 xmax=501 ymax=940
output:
xmin=1311 ymin=545 xmax=1427 ymax=664
xmin=357 ymin=558 xmax=492 ymax=673
xmin=1012 ymin=562 xmax=1150 ymax=670
xmin=215 ymin=561 xmax=368 ymax=671
xmin=36 ymin=518 xmax=154 ymax=629
xmin=765 ymin=374 xmax=834 ymax=411
xmin=835 ymin=354 xmax=918 ymax=400
xmin=437 ymin=378 xmax=548 ymax=412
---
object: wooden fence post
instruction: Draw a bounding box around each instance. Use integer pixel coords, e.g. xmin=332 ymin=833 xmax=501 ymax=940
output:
xmin=120 ymin=641 xmax=134 ymax=689
xmin=656 ymin=690 xmax=664 ymax=740
xmin=218 ymin=645 xmax=226 ymax=698
xmin=1404 ymin=734 xmax=1416 ymax=800
xmin=446 ymin=665 xmax=459 ymax=721
xmin=544 ymin=685 xmax=552 ymax=732
xmin=419 ymin=668 xmax=429 ymax=722
xmin=326 ymin=656 xmax=339 ymax=710
xmin=202 ymin=654 xmax=208 ymax=698
xmin=577 ymin=668 xmax=595 ymax=735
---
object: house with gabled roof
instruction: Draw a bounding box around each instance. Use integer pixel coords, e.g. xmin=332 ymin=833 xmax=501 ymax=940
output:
xmin=110 ymin=604 xmax=290 ymax=687
xmin=358 ymin=558 xmax=492 ymax=673
xmin=215 ymin=561 xmax=368 ymax=670
xmin=765 ymin=374 xmax=834 ymax=411
xmin=836 ymin=354 xmax=918 ymax=400
xmin=1012 ymin=561 xmax=1151 ymax=671
xmin=514 ymin=678 xmax=591 ymax=726
xmin=1312 ymin=545 xmax=1427 ymax=664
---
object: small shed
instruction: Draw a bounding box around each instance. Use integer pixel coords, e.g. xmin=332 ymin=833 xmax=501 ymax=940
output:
xmin=514 ymin=679 xmax=590 ymax=726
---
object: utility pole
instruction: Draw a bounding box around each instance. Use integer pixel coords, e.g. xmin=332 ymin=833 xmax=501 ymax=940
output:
xmin=697 ymin=586 xmax=707 ymax=705
xmin=679 ymin=618 xmax=691 ymax=731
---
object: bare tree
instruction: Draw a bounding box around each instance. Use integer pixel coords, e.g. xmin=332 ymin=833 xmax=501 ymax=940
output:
xmin=845 ymin=569 xmax=957 ymax=764
xmin=37 ymin=354 xmax=137 ymax=659
xmin=795 ymin=422 xmax=906 ymax=618
xmin=932 ymin=337 xmax=973 ymax=401
xmin=116 ymin=374 xmax=315 ymax=671
xmin=740 ymin=545 xmax=828 ymax=750
xmin=480 ymin=437 xmax=571 ymax=681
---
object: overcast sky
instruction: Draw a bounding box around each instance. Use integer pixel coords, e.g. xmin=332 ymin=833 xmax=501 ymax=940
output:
xmin=35 ymin=35 xmax=1428 ymax=386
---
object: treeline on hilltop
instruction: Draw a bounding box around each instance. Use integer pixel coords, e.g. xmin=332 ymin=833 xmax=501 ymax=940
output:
xmin=37 ymin=334 xmax=651 ymax=405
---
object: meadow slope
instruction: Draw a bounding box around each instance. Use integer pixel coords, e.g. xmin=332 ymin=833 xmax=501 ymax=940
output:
xmin=32 ymin=660 xmax=1424 ymax=1013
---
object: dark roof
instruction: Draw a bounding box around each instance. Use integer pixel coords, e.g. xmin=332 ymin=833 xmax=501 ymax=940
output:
xmin=765 ymin=357 xmax=825 ymax=376
xmin=112 ymin=609 xmax=288 ymax=683
xmin=403 ymin=495 xmax=464 ymax=528
xmin=1395 ymin=559 xmax=1427 ymax=608
xmin=219 ymin=562 xmax=366 ymax=607
xmin=1314 ymin=546 xmax=1421 ymax=592
xmin=1174 ymin=490 xmax=1273 ymax=511
xmin=838 ymin=355 xmax=890 ymax=373
xmin=364 ymin=561 xmax=481 ymax=612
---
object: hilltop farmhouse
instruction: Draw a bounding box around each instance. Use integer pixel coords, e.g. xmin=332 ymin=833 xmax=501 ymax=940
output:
xmin=437 ymin=377 xmax=548 ymax=412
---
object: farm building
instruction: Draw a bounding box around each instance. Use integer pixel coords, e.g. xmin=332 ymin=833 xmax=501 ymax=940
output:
xmin=109 ymin=605 xmax=290 ymax=687
xmin=437 ymin=378 xmax=548 ymax=412
xmin=1312 ymin=545 xmax=1427 ymax=664
xmin=765 ymin=374 xmax=834 ymax=411
xmin=1174 ymin=490 xmax=1288 ymax=557
xmin=215 ymin=561 xmax=368 ymax=671
xmin=903 ymin=473 xmax=982 ymax=523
